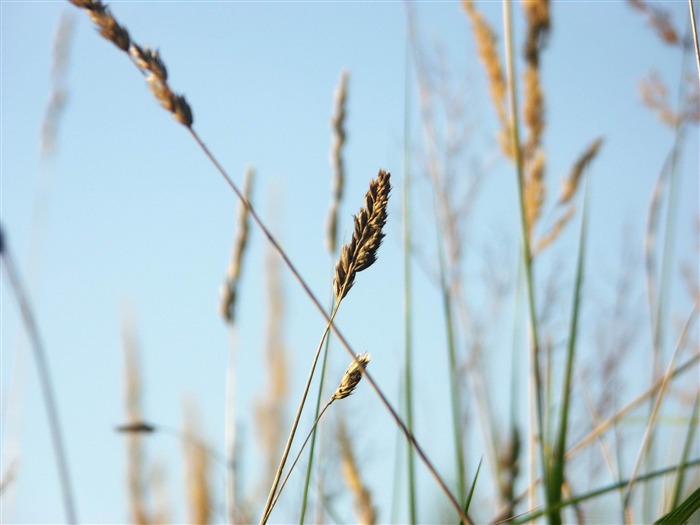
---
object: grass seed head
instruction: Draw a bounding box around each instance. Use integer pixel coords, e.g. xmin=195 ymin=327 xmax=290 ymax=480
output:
xmin=333 ymin=352 xmax=371 ymax=401
xmin=333 ymin=170 xmax=391 ymax=300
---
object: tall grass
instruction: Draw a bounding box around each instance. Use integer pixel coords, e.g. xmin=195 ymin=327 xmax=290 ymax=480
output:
xmin=3 ymin=1 xmax=699 ymax=523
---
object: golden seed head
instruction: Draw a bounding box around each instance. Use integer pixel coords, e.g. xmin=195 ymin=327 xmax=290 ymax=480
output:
xmin=333 ymin=352 xmax=371 ymax=401
xmin=333 ymin=170 xmax=391 ymax=300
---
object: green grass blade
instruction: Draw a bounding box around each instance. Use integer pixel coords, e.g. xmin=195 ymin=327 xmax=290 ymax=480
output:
xmin=655 ymin=486 xmax=700 ymax=525
xmin=668 ymin=392 xmax=700 ymax=511
xmin=510 ymin=458 xmax=700 ymax=524
xmin=548 ymin=172 xmax=591 ymax=524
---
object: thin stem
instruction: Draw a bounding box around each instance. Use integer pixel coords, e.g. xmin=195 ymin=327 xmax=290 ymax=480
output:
xmin=263 ymin=399 xmax=335 ymax=524
xmin=260 ymin=303 xmax=340 ymax=525
xmin=402 ymin=26 xmax=418 ymax=524
xmin=1 ymin=231 xmax=77 ymax=524
xmin=689 ymin=0 xmax=700 ymax=85
xmin=502 ymin=0 xmax=547 ymax=507
xmin=299 ymin=292 xmax=337 ymax=524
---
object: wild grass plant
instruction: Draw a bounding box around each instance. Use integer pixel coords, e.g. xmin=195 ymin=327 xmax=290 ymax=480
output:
xmin=2 ymin=1 xmax=699 ymax=524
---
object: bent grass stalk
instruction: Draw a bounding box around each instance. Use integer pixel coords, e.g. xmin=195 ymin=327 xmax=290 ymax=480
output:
xmin=69 ymin=3 xmax=472 ymax=522
xmin=0 ymin=228 xmax=77 ymax=524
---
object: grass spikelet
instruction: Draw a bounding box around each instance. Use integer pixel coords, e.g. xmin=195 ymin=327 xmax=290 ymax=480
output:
xmin=462 ymin=0 xmax=510 ymax=155
xmin=559 ymin=137 xmax=603 ymax=204
xmin=334 ymin=170 xmax=391 ymax=301
xmin=524 ymin=148 xmax=546 ymax=240
xmin=69 ymin=0 xmax=193 ymax=126
xmin=338 ymin=420 xmax=377 ymax=525
xmin=522 ymin=65 xmax=544 ymax=162
xmin=183 ymin=401 xmax=211 ymax=525
xmin=522 ymin=0 xmax=551 ymax=67
xmin=220 ymin=166 xmax=255 ymax=323
xmin=68 ymin=0 xmax=129 ymax=51
xmin=327 ymin=70 xmax=349 ymax=254
xmin=333 ymin=352 xmax=371 ymax=400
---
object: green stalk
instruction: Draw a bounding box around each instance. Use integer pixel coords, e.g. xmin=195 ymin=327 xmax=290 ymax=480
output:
xmin=501 ymin=0 xmax=548 ymax=506
xmin=668 ymin=392 xmax=699 ymax=512
xmin=298 ymin=293 xmax=336 ymax=524
xmin=435 ymin=219 xmax=467 ymax=504
xmin=402 ymin=35 xmax=418 ymax=525
xmin=548 ymin=181 xmax=590 ymax=524
xmin=510 ymin=458 xmax=700 ymax=524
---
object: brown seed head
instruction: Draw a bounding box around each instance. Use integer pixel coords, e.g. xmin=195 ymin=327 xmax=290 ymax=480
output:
xmin=333 ymin=352 xmax=371 ymax=401
xmin=333 ymin=170 xmax=391 ymax=300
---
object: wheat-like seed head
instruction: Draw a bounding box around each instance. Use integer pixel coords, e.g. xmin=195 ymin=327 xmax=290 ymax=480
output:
xmin=70 ymin=1 xmax=193 ymax=127
xmin=462 ymin=0 xmax=510 ymax=156
xmin=333 ymin=353 xmax=371 ymax=401
xmin=69 ymin=0 xmax=130 ymax=51
xmin=522 ymin=65 xmax=544 ymax=162
xmin=333 ymin=170 xmax=391 ymax=301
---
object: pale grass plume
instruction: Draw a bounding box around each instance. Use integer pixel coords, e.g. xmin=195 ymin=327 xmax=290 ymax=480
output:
xmin=638 ymin=71 xmax=700 ymax=127
xmin=220 ymin=166 xmax=255 ymax=323
xmin=521 ymin=0 xmax=548 ymax=162
xmin=534 ymin=203 xmax=576 ymax=255
xmin=559 ymin=137 xmax=603 ymax=204
xmin=524 ymin=148 xmax=546 ymax=242
xmin=334 ymin=170 xmax=391 ymax=301
xmin=462 ymin=0 xmax=511 ymax=157
xmin=327 ymin=70 xmax=349 ymax=254
xmin=337 ymin=420 xmax=376 ymax=525
xmin=41 ymin=12 xmax=74 ymax=160
xmin=183 ymin=401 xmax=211 ymax=525
xmin=522 ymin=65 xmax=544 ymax=162
xmin=628 ymin=0 xmax=682 ymax=46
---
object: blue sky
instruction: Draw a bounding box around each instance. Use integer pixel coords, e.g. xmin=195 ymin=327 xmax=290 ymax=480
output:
xmin=2 ymin=1 xmax=699 ymax=524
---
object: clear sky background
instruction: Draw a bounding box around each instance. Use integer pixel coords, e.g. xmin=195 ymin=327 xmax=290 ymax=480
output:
xmin=2 ymin=1 xmax=699 ymax=524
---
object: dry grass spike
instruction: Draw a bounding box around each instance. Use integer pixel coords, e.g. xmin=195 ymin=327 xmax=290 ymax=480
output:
xmin=333 ymin=352 xmax=371 ymax=401
xmin=69 ymin=0 xmax=193 ymax=127
xmin=337 ymin=420 xmax=377 ymax=525
xmin=220 ymin=167 xmax=255 ymax=323
xmin=333 ymin=170 xmax=391 ymax=301
xmin=69 ymin=0 xmax=130 ymax=51
xmin=326 ymin=70 xmax=349 ymax=254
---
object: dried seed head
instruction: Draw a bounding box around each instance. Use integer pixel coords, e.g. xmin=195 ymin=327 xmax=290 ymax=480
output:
xmin=333 ymin=170 xmax=391 ymax=300
xmin=132 ymin=45 xmax=168 ymax=81
xmin=333 ymin=353 xmax=371 ymax=401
